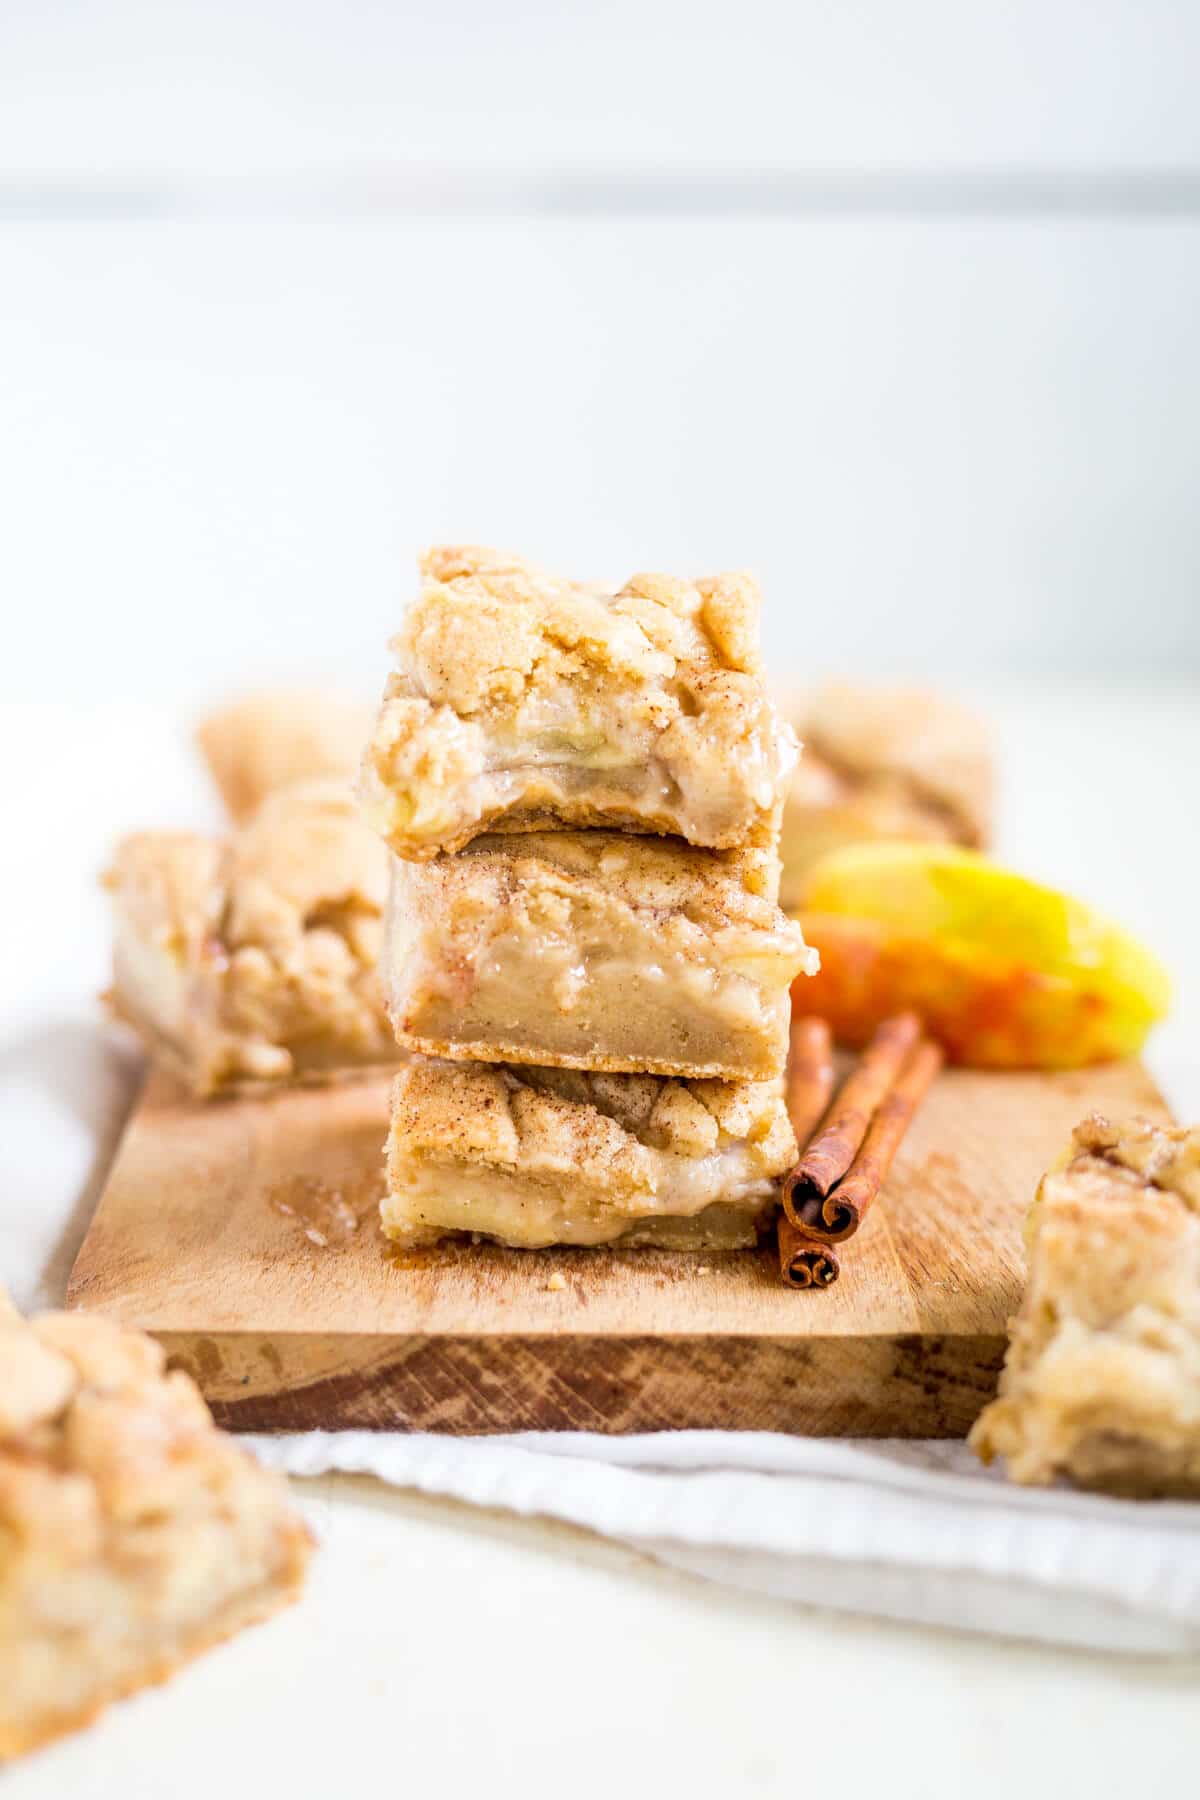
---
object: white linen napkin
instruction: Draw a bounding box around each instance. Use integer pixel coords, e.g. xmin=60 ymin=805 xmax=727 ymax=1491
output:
xmin=6 ymin=1008 xmax=1200 ymax=1658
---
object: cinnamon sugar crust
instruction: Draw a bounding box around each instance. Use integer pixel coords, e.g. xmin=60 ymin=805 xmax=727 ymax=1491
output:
xmin=970 ymin=1115 xmax=1200 ymax=1496
xmin=105 ymin=778 xmax=397 ymax=1095
xmin=197 ymin=689 xmax=372 ymax=823
xmin=361 ymin=546 xmax=797 ymax=859
xmin=0 ymin=1301 xmax=311 ymax=1761
xmin=384 ymin=1057 xmax=797 ymax=1249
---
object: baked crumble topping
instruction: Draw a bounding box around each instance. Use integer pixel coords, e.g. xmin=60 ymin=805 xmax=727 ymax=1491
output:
xmin=361 ymin=546 xmax=796 ymax=858
xmin=1065 ymin=1113 xmax=1200 ymax=1209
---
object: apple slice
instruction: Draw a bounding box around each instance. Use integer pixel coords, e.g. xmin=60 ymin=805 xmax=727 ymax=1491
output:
xmin=797 ymin=844 xmax=1170 ymax=1069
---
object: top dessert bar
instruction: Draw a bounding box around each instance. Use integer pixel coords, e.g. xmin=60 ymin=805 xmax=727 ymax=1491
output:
xmin=780 ymin=681 xmax=992 ymax=909
xmin=970 ymin=1114 xmax=1200 ymax=1496
xmin=361 ymin=546 xmax=797 ymax=860
xmin=197 ymin=689 xmax=373 ymax=823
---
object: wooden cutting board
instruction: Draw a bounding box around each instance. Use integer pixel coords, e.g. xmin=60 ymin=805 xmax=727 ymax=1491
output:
xmin=66 ymin=1058 xmax=1169 ymax=1436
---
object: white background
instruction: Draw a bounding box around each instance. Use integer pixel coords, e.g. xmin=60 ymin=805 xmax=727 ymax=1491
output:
xmin=3 ymin=7 xmax=1200 ymax=1796
xmin=3 ymin=0 xmax=1200 ymax=694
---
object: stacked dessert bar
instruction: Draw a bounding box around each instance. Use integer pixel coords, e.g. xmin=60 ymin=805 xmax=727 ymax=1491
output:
xmin=361 ymin=546 xmax=817 ymax=1251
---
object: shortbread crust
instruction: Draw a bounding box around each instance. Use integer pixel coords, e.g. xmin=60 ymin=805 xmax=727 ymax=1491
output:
xmin=384 ymin=832 xmax=816 ymax=1080
xmin=197 ymin=689 xmax=372 ymax=823
xmin=383 ymin=1058 xmax=797 ymax=1249
xmin=105 ymin=779 xmax=396 ymax=1094
xmin=361 ymin=546 xmax=797 ymax=859
xmin=970 ymin=1115 xmax=1200 ymax=1495
xmin=0 ymin=1298 xmax=311 ymax=1761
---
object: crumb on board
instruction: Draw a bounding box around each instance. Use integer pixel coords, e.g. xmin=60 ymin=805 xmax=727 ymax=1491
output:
xmin=545 ymin=1271 xmax=568 ymax=1292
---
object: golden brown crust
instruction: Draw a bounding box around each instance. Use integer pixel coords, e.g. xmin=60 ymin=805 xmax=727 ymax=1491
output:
xmin=970 ymin=1115 xmax=1200 ymax=1495
xmin=196 ymin=689 xmax=373 ymax=823
xmin=0 ymin=1300 xmax=312 ymax=1761
xmin=104 ymin=779 xmax=397 ymax=1095
xmin=392 ymin=1031 xmax=766 ymax=1081
xmin=361 ymin=547 xmax=796 ymax=859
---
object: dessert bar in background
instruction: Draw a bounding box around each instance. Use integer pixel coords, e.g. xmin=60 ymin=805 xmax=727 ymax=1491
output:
xmin=105 ymin=778 xmax=397 ymax=1094
xmin=779 ymin=681 xmax=992 ymax=911
xmin=361 ymin=545 xmax=798 ymax=859
xmin=384 ymin=1059 xmax=797 ymax=1250
xmin=0 ymin=1293 xmax=311 ymax=1761
xmin=384 ymin=832 xmax=815 ymax=1080
xmin=971 ymin=1115 xmax=1200 ymax=1495
xmin=197 ymin=688 xmax=373 ymax=823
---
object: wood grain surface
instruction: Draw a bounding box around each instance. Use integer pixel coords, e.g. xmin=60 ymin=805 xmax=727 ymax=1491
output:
xmin=66 ymin=1060 xmax=1170 ymax=1435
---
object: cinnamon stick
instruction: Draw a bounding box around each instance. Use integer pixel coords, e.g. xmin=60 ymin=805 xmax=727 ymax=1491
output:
xmin=785 ymin=1015 xmax=836 ymax=1145
xmin=776 ymin=1017 xmax=838 ymax=1291
xmin=782 ymin=1010 xmax=922 ymax=1237
xmin=777 ymin=1216 xmax=840 ymax=1289
xmin=823 ymin=1037 xmax=944 ymax=1235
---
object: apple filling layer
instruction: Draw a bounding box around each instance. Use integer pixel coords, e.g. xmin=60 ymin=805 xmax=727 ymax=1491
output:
xmin=383 ymin=1058 xmax=797 ymax=1250
xmin=361 ymin=546 xmax=796 ymax=859
xmin=384 ymin=832 xmax=816 ymax=1080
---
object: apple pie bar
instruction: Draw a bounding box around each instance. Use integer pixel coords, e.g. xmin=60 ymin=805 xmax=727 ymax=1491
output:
xmin=971 ymin=1115 xmax=1200 ymax=1496
xmin=780 ymin=682 xmax=992 ymax=909
xmin=0 ymin=1295 xmax=311 ymax=1761
xmin=384 ymin=831 xmax=816 ymax=1080
xmin=361 ymin=545 xmax=797 ymax=859
xmin=105 ymin=778 xmax=396 ymax=1094
xmin=383 ymin=1058 xmax=798 ymax=1249
xmin=197 ymin=688 xmax=372 ymax=823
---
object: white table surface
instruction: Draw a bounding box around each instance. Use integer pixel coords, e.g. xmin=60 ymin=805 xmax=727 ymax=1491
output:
xmin=3 ymin=683 xmax=1200 ymax=1797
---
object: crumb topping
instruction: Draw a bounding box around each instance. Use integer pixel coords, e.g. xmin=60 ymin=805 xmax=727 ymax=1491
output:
xmin=362 ymin=547 xmax=794 ymax=857
xmin=432 ymin=831 xmax=788 ymax=928
xmin=0 ymin=1301 xmax=308 ymax=1575
xmin=1067 ymin=1113 xmax=1200 ymax=1209
xmin=389 ymin=1058 xmax=796 ymax=1194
